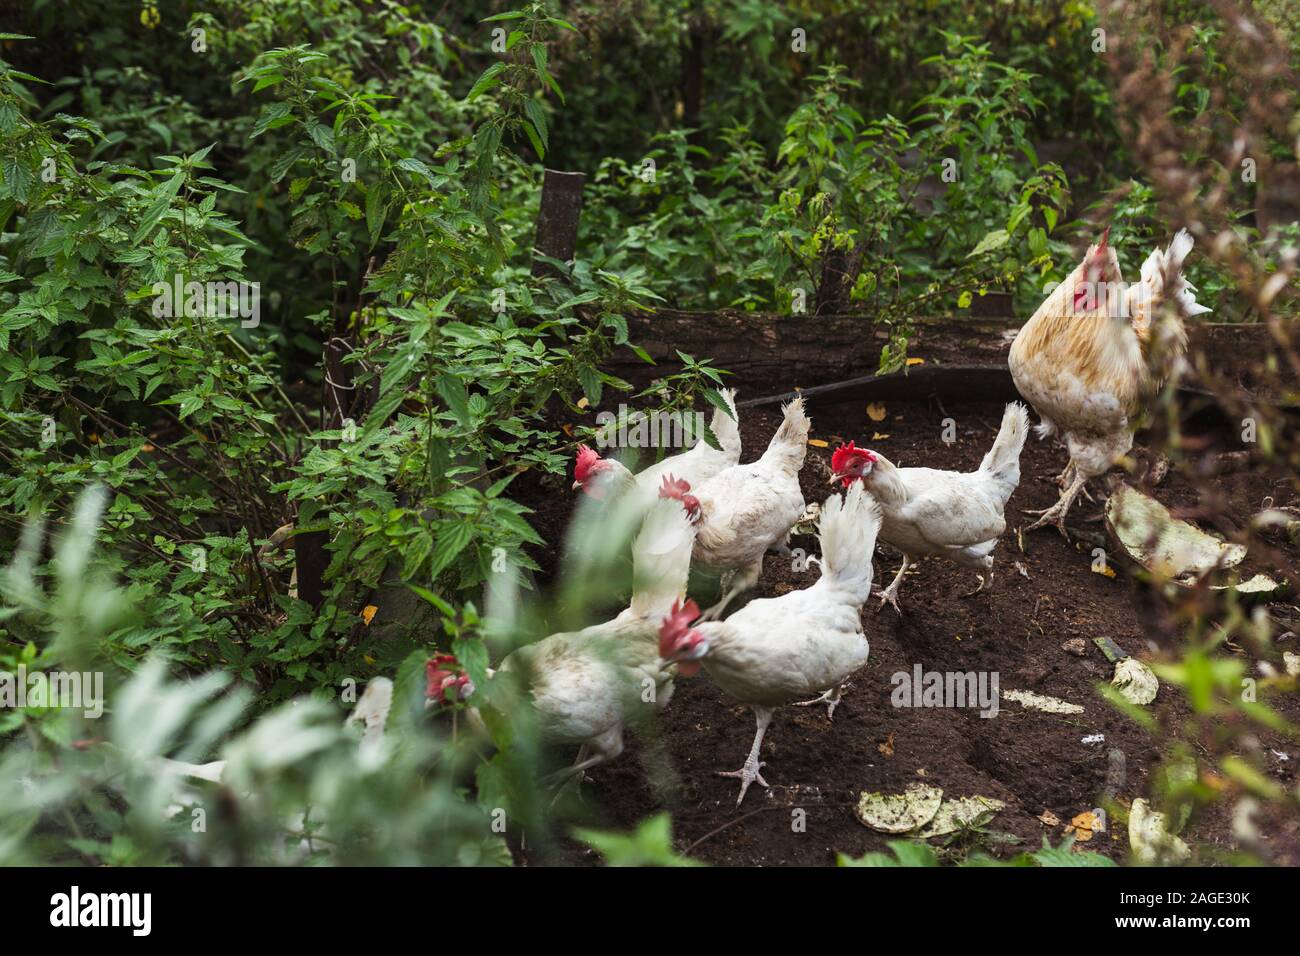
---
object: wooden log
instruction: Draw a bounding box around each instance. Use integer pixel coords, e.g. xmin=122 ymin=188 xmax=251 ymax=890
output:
xmin=611 ymin=310 xmax=1295 ymax=407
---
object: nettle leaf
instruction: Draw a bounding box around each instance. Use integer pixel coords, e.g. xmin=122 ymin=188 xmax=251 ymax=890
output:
xmin=523 ymin=99 xmax=548 ymax=150
xmin=396 ymin=157 xmax=434 ymax=180
xmin=577 ymin=365 xmax=603 ymax=405
xmin=130 ymin=169 xmax=184 ymax=245
xmin=429 ymin=520 xmax=474 ymax=579
xmin=436 ymin=374 xmax=471 ymax=426
xmin=701 ymin=387 xmax=736 ymax=422
xmin=467 ymin=62 xmax=507 ymax=101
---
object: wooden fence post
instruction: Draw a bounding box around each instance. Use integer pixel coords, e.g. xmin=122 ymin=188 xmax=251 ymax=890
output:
xmin=531 ymin=169 xmax=586 ymax=277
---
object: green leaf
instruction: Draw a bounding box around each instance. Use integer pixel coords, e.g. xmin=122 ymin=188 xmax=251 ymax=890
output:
xmin=966 ymin=229 xmax=1010 ymax=258
xmin=436 ymin=374 xmax=471 ymax=426
xmin=467 ymin=62 xmax=507 ymax=101
xmin=577 ymin=365 xmax=602 ymax=405
xmin=700 ymin=387 xmax=736 ymax=422
xmin=521 ymin=120 xmax=545 ymax=160
xmin=429 ymin=521 xmax=474 ymax=579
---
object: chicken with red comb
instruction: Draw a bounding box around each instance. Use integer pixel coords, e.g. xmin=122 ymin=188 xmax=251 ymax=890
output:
xmin=659 ymin=482 xmax=882 ymax=804
xmin=1010 ymin=227 xmax=1210 ymax=535
xmin=828 ymin=403 xmax=1028 ymax=613
xmin=465 ymin=486 xmax=703 ymax=789
xmin=688 ymin=397 xmax=809 ymax=620
xmin=569 ymin=389 xmax=741 ymax=512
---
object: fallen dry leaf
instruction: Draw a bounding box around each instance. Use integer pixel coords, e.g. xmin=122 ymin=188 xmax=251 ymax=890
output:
xmin=871 ymin=432 xmax=890 ymax=440
xmin=361 ymin=605 xmax=378 ymax=625
xmin=1065 ymin=810 xmax=1103 ymax=841
xmin=576 ymin=396 xmax=589 ymax=410
xmin=807 ymin=438 xmax=829 ymax=448
xmin=1092 ymin=563 xmax=1117 ymax=578
xmin=1038 ymin=809 xmax=1060 ymax=827
xmin=878 ymin=732 xmax=895 ymax=757
xmin=906 ymin=357 xmax=925 ymax=366
xmin=866 ymin=402 xmax=887 ymax=422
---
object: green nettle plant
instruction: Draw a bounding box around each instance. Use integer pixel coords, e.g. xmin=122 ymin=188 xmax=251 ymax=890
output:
xmin=0 ymin=7 xmax=729 ymax=864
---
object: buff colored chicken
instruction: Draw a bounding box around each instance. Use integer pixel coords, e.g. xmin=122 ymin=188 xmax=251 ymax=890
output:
xmin=1010 ymin=228 xmax=1210 ymax=535
xmin=658 ymin=481 xmax=882 ymax=804
xmin=828 ymin=402 xmax=1029 ymax=613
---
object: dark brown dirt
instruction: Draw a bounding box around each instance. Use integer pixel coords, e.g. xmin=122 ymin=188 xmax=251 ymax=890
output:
xmin=510 ymin=390 xmax=1300 ymax=867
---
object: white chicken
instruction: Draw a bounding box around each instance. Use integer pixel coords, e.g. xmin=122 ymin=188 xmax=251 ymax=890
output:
xmin=472 ymin=478 xmax=700 ymax=784
xmin=689 ymin=397 xmax=810 ymax=619
xmin=828 ymin=402 xmax=1029 ymax=613
xmin=571 ymin=388 xmax=740 ymax=510
xmin=658 ymin=481 xmax=882 ymax=804
xmin=1009 ymin=228 xmax=1210 ymax=535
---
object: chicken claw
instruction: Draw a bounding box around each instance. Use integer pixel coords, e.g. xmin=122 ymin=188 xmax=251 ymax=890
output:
xmin=717 ymin=761 xmax=769 ymax=805
xmin=873 ymin=557 xmax=910 ymax=615
xmin=720 ymin=707 xmax=774 ymax=805
xmin=959 ymin=570 xmax=992 ymax=598
xmin=1023 ymin=472 xmax=1088 ymax=537
xmin=794 ymin=684 xmax=845 ymax=721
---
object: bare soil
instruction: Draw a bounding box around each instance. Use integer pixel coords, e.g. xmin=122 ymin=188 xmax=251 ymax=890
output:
xmin=511 ymin=388 xmax=1300 ymax=867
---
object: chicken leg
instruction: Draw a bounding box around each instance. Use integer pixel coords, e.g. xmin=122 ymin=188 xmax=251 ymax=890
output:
xmin=718 ymin=706 xmax=773 ymax=805
xmin=1023 ymin=470 xmax=1088 ymax=537
xmin=700 ymin=558 xmax=763 ymax=621
xmin=543 ymin=730 xmax=621 ymax=789
xmin=874 ymin=555 xmax=912 ymax=614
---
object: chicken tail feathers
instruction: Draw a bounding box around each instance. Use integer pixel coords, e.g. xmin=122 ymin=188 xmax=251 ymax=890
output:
xmin=629 ymin=495 xmax=698 ymax=621
xmin=1126 ymin=229 xmax=1212 ymax=338
xmin=760 ymin=396 xmax=810 ymax=472
xmin=817 ymin=480 xmax=882 ymax=605
xmin=979 ymin=402 xmax=1029 ymax=498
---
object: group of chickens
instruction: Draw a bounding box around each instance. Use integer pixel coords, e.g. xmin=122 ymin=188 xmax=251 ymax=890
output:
xmin=429 ymin=226 xmax=1210 ymax=807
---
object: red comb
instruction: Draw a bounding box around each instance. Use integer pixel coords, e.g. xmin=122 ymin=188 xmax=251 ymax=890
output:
xmin=831 ymin=441 xmax=875 ymax=474
xmin=658 ymin=473 xmax=692 ymax=500
xmin=574 ymin=444 xmax=601 ymax=483
xmin=658 ymin=598 xmax=701 ymax=659
xmin=426 ymin=654 xmax=471 ymax=702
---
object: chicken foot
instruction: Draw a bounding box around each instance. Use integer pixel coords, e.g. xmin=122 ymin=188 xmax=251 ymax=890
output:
xmin=700 ymin=559 xmax=762 ymax=621
xmin=543 ymin=732 xmax=621 ymax=793
xmin=718 ymin=706 xmax=774 ymax=806
xmin=874 ymin=555 xmax=912 ymax=614
xmin=959 ymin=566 xmax=993 ymax=598
xmin=794 ymin=683 xmax=846 ymax=721
xmin=1023 ymin=471 xmax=1089 ymax=536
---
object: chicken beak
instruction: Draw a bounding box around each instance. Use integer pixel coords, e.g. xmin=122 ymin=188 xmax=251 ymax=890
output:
xmin=571 ymin=480 xmax=582 ymax=492
xmin=827 ymin=473 xmax=843 ymax=485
